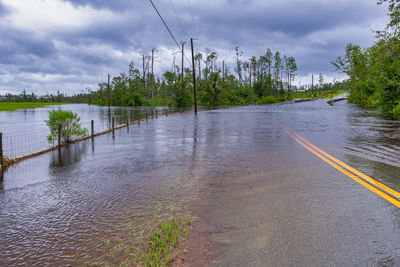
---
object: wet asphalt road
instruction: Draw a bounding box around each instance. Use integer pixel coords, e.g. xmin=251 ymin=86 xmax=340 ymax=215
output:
xmin=205 ymin=101 xmax=400 ymax=266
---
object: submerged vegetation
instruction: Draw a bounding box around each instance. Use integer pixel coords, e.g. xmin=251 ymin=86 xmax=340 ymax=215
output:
xmin=333 ymin=0 xmax=400 ymax=117
xmin=83 ymin=217 xmax=192 ymax=267
xmin=135 ymin=217 xmax=191 ymax=266
xmin=0 ymin=156 xmax=19 ymax=172
xmin=79 ymin=171 xmax=202 ymax=266
xmin=45 ymin=110 xmax=88 ymax=143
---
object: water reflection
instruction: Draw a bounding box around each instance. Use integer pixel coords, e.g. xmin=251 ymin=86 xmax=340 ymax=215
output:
xmin=50 ymin=142 xmax=88 ymax=168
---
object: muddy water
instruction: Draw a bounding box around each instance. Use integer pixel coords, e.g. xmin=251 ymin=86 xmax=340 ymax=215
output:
xmin=1 ymin=100 xmax=400 ymax=265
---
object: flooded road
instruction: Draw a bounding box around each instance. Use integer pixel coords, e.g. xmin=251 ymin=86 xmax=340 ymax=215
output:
xmin=0 ymin=100 xmax=400 ymax=265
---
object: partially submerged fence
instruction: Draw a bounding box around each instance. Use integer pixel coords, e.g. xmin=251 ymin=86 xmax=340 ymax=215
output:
xmin=0 ymin=108 xmax=184 ymax=172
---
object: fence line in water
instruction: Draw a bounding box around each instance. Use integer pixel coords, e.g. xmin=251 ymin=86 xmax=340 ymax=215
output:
xmin=0 ymin=108 xmax=188 ymax=172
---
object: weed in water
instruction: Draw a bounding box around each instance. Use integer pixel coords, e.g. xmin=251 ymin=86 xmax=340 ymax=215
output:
xmin=1 ymin=156 xmax=19 ymax=171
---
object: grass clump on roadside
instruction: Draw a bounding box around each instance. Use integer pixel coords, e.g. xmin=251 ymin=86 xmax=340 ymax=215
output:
xmin=83 ymin=216 xmax=193 ymax=267
xmin=0 ymin=102 xmax=67 ymax=112
xmin=133 ymin=218 xmax=191 ymax=266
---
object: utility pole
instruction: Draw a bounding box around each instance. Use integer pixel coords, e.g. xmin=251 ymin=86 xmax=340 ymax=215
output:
xmin=107 ymin=74 xmax=111 ymax=108
xmin=151 ymin=48 xmax=155 ymax=99
xmin=191 ymin=38 xmax=197 ymax=114
xmin=181 ymin=42 xmax=185 ymax=84
xmin=198 ymin=58 xmax=201 ymax=80
xmin=222 ymin=60 xmax=225 ymax=81
xmin=142 ymin=55 xmax=146 ymax=90
xmin=249 ymin=66 xmax=252 ymax=88
xmin=311 ymin=74 xmax=314 ymax=98
xmin=0 ymin=132 xmax=3 ymax=171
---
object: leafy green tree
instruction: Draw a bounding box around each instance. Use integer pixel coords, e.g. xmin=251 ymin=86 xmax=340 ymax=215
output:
xmin=273 ymin=51 xmax=282 ymax=94
xmin=194 ymin=52 xmax=203 ymax=79
xmin=333 ymin=0 xmax=400 ymax=116
xmin=234 ymin=46 xmax=243 ymax=84
xmin=378 ymin=0 xmax=400 ymax=36
xmin=46 ymin=110 xmax=88 ymax=143
xmin=287 ymin=56 xmax=297 ymax=93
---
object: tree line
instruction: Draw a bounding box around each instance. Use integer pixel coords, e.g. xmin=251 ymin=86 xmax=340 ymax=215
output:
xmin=333 ymin=0 xmax=400 ymax=117
xmin=0 ymin=90 xmax=89 ymax=103
xmin=90 ymin=47 xmax=299 ymax=107
xmin=1 ymin=47 xmax=347 ymax=106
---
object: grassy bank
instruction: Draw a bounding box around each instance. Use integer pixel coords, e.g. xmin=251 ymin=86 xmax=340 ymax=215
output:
xmin=0 ymin=102 xmax=68 ymax=111
xmin=257 ymin=90 xmax=347 ymax=105
xmin=290 ymin=89 xmax=347 ymax=100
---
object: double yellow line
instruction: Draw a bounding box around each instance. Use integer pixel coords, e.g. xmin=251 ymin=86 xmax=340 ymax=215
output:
xmin=282 ymin=125 xmax=400 ymax=208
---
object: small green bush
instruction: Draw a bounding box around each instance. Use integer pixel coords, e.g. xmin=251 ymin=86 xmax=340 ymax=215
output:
xmin=45 ymin=110 xmax=88 ymax=143
xmin=391 ymin=102 xmax=400 ymax=117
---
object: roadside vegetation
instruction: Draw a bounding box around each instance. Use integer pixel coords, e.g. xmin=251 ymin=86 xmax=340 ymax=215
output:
xmin=82 ymin=216 xmax=192 ymax=267
xmin=333 ymin=0 xmax=400 ymax=117
xmin=45 ymin=110 xmax=88 ymax=143
xmin=132 ymin=217 xmax=191 ymax=266
xmin=0 ymin=156 xmax=19 ymax=172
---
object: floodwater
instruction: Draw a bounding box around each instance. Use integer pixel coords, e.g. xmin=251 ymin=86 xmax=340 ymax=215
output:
xmin=0 ymin=104 xmax=189 ymax=158
xmin=0 ymin=100 xmax=400 ymax=266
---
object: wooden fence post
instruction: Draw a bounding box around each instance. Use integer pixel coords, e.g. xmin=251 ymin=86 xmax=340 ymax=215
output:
xmin=0 ymin=132 xmax=3 ymax=169
xmin=91 ymin=120 xmax=94 ymax=141
xmin=58 ymin=125 xmax=62 ymax=148
xmin=112 ymin=117 xmax=115 ymax=135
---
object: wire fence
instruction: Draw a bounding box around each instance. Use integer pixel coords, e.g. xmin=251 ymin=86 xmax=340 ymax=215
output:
xmin=1 ymin=108 xmax=176 ymax=161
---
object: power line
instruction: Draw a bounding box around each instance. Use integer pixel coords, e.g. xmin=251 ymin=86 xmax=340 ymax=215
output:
xmin=148 ymin=0 xmax=192 ymax=67
xmin=187 ymin=0 xmax=199 ymax=40
xmin=169 ymin=0 xmax=187 ymax=40
xmin=148 ymin=0 xmax=182 ymax=51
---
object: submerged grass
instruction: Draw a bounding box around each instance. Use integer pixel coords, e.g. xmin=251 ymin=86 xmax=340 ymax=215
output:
xmin=83 ymin=216 xmax=193 ymax=267
xmin=80 ymin=170 xmax=202 ymax=266
xmin=135 ymin=218 xmax=190 ymax=266
xmin=0 ymin=102 xmax=68 ymax=111
xmin=0 ymin=156 xmax=19 ymax=172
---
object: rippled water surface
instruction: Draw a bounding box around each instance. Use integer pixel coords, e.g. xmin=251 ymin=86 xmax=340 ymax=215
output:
xmin=0 ymin=100 xmax=400 ymax=265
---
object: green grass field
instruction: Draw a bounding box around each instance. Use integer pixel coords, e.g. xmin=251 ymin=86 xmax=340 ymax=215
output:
xmin=0 ymin=102 xmax=68 ymax=111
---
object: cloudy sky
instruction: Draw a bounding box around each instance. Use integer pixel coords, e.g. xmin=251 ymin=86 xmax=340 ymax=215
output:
xmin=0 ymin=0 xmax=389 ymax=95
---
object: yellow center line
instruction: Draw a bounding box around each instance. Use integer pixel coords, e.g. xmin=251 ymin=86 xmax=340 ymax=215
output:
xmin=284 ymin=126 xmax=400 ymax=200
xmin=282 ymin=127 xmax=400 ymax=208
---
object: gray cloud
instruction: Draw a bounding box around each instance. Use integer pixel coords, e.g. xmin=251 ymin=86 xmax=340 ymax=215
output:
xmin=0 ymin=0 xmax=389 ymax=94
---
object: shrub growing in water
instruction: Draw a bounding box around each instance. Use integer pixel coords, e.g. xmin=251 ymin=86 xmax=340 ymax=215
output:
xmin=46 ymin=110 xmax=88 ymax=143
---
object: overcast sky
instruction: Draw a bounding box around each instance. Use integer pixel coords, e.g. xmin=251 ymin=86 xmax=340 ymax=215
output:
xmin=0 ymin=0 xmax=389 ymax=95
